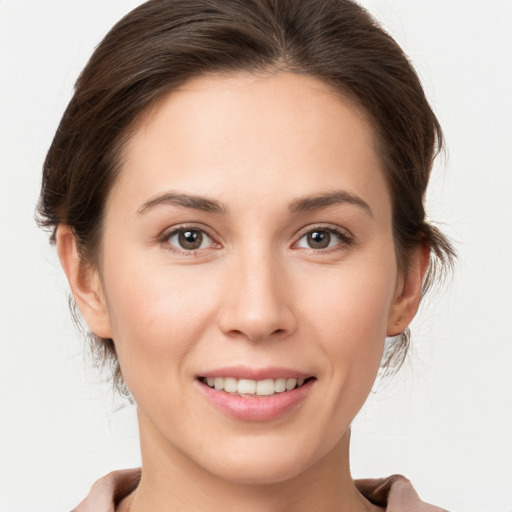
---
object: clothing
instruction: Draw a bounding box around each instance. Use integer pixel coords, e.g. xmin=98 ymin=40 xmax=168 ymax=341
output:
xmin=72 ymin=469 xmax=449 ymax=511
xmin=355 ymin=475 xmax=449 ymax=511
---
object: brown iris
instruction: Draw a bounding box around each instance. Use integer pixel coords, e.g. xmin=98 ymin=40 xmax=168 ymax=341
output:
xmin=307 ymin=230 xmax=331 ymax=249
xmin=178 ymin=229 xmax=204 ymax=250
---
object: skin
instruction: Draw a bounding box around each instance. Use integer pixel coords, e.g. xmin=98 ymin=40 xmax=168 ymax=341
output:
xmin=57 ymin=72 xmax=427 ymax=512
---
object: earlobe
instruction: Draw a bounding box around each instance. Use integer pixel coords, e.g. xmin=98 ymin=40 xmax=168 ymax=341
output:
xmin=387 ymin=245 xmax=430 ymax=337
xmin=55 ymin=225 xmax=113 ymax=339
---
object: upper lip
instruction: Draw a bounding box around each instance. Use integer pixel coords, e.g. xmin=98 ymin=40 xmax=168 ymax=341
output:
xmin=198 ymin=366 xmax=313 ymax=381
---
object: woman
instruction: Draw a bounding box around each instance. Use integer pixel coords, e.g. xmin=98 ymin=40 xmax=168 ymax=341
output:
xmin=38 ymin=0 xmax=454 ymax=510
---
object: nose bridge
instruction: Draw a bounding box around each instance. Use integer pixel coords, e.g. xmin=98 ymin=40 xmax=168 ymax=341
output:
xmin=218 ymin=239 xmax=296 ymax=341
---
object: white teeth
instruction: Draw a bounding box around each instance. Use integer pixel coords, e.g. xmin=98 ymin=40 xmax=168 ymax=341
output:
xmin=286 ymin=378 xmax=297 ymax=391
xmin=237 ymin=379 xmax=256 ymax=394
xmin=256 ymin=379 xmax=275 ymax=396
xmin=204 ymin=376 xmax=308 ymax=396
xmin=275 ymin=378 xmax=287 ymax=393
xmin=224 ymin=377 xmax=238 ymax=393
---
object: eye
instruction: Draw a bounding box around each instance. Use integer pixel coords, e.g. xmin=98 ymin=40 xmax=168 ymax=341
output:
xmin=165 ymin=228 xmax=214 ymax=252
xmin=295 ymin=227 xmax=352 ymax=251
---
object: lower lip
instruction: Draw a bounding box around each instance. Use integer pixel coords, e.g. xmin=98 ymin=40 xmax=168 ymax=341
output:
xmin=197 ymin=379 xmax=314 ymax=422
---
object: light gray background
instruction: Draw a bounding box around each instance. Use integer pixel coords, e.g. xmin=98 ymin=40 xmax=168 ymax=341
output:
xmin=1 ymin=1 xmax=511 ymax=511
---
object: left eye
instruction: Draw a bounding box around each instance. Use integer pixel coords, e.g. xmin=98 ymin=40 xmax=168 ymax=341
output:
xmin=166 ymin=228 xmax=213 ymax=251
xmin=295 ymin=229 xmax=347 ymax=250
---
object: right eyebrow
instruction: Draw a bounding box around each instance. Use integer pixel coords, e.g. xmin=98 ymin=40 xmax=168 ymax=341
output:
xmin=137 ymin=192 xmax=227 ymax=215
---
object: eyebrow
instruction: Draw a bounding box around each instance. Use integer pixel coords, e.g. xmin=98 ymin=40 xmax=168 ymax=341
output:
xmin=137 ymin=192 xmax=227 ymax=215
xmin=288 ymin=190 xmax=373 ymax=217
xmin=137 ymin=189 xmax=372 ymax=217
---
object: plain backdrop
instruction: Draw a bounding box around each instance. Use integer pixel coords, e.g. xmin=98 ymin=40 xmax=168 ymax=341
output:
xmin=1 ymin=1 xmax=511 ymax=511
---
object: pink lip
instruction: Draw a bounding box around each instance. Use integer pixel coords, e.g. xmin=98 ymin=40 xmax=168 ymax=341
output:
xmin=199 ymin=366 xmax=311 ymax=381
xmin=195 ymin=368 xmax=315 ymax=422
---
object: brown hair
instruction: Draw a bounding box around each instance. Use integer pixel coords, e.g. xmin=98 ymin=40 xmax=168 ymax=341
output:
xmin=37 ymin=0 xmax=455 ymax=392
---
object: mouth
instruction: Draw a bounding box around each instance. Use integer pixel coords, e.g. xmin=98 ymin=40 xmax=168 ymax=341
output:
xmin=199 ymin=376 xmax=315 ymax=397
xmin=196 ymin=367 xmax=316 ymax=421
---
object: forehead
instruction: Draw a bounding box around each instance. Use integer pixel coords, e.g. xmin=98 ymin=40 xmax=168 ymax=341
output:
xmin=114 ymin=71 xmax=389 ymax=218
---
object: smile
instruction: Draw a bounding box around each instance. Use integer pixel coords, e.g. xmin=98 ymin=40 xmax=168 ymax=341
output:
xmin=201 ymin=377 xmax=309 ymax=396
xmin=197 ymin=371 xmax=315 ymax=421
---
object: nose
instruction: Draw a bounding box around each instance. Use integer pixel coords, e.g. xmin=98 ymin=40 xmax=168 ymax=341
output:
xmin=217 ymin=249 xmax=297 ymax=342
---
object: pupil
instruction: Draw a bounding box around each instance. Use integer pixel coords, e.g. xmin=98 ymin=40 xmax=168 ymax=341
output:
xmin=179 ymin=230 xmax=203 ymax=250
xmin=308 ymin=231 xmax=330 ymax=249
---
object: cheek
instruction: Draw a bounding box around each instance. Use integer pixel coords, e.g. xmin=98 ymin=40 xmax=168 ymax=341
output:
xmin=300 ymin=250 xmax=397 ymax=391
xmin=303 ymin=257 xmax=396 ymax=346
xmin=100 ymin=257 xmax=220 ymax=387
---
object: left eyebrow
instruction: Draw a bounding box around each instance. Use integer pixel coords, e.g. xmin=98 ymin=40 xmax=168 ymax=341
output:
xmin=288 ymin=190 xmax=373 ymax=217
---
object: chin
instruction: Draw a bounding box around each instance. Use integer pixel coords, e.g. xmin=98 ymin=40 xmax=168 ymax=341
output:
xmin=189 ymin=431 xmax=337 ymax=486
xmin=205 ymin=455 xmax=312 ymax=486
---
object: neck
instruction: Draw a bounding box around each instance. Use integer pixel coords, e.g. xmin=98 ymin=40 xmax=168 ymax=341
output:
xmin=124 ymin=409 xmax=380 ymax=512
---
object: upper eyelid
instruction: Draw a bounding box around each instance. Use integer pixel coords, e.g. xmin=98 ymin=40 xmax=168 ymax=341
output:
xmin=161 ymin=223 xmax=217 ymax=240
xmin=295 ymin=223 xmax=353 ymax=240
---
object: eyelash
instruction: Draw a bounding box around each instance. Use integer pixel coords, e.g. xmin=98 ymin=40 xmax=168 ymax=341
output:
xmin=159 ymin=224 xmax=354 ymax=255
xmin=293 ymin=225 xmax=354 ymax=254
xmin=159 ymin=224 xmax=218 ymax=255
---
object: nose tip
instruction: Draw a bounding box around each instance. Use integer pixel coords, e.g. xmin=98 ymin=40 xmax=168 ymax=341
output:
xmin=217 ymin=263 xmax=296 ymax=342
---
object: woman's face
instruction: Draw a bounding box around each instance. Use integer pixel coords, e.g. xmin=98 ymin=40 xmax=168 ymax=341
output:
xmin=82 ymin=72 xmax=414 ymax=483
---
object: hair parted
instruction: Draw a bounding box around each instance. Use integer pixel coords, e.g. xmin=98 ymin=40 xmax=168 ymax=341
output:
xmin=37 ymin=0 xmax=455 ymax=394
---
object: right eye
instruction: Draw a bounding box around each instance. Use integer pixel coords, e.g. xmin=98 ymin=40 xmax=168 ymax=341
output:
xmin=164 ymin=228 xmax=215 ymax=252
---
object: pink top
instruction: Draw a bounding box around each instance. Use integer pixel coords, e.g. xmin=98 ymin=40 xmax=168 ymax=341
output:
xmin=71 ymin=469 xmax=449 ymax=511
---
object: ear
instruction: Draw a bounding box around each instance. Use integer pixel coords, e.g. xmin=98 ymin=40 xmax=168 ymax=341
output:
xmin=387 ymin=244 xmax=430 ymax=336
xmin=56 ymin=224 xmax=113 ymax=339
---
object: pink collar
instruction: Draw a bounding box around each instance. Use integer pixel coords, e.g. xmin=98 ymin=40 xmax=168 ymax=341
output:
xmin=72 ymin=469 xmax=448 ymax=511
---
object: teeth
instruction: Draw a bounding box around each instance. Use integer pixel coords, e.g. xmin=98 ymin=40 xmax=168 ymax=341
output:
xmin=203 ymin=376 xmax=308 ymax=396
xmin=286 ymin=378 xmax=297 ymax=391
xmin=275 ymin=378 xmax=286 ymax=393
xmin=224 ymin=377 xmax=238 ymax=393
xmin=237 ymin=379 xmax=256 ymax=394
xmin=256 ymin=379 xmax=275 ymax=396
